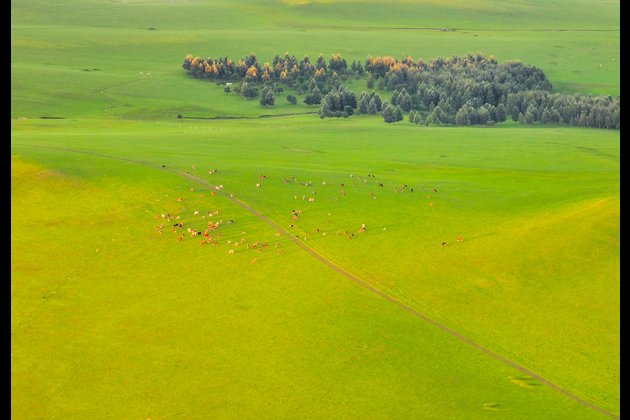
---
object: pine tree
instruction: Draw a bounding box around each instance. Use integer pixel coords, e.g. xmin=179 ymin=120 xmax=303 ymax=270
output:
xmin=368 ymin=97 xmax=379 ymax=115
xmin=304 ymin=86 xmax=322 ymax=105
xmin=366 ymin=73 xmax=374 ymax=89
xmin=260 ymin=89 xmax=275 ymax=106
xmin=391 ymin=90 xmax=400 ymax=106
xmin=358 ymin=94 xmax=369 ymax=114
xmin=398 ymin=88 xmax=413 ymax=112
xmin=382 ymin=102 xmax=403 ymax=123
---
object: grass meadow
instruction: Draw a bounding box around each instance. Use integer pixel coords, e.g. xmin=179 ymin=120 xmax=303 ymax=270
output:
xmin=12 ymin=0 xmax=619 ymax=418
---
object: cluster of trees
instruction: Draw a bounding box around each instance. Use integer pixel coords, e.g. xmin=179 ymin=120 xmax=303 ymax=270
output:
xmin=183 ymin=51 xmax=619 ymax=129
xmin=506 ymin=90 xmax=620 ymax=129
xmin=304 ymin=79 xmax=323 ymax=105
xmin=381 ymin=102 xmax=404 ymax=123
xmin=319 ymin=85 xmax=357 ymax=118
xmin=318 ymin=89 xmax=406 ymax=123
xmin=390 ymin=88 xmax=413 ymax=112
xmin=371 ymin=52 xmax=618 ymax=128
xmin=357 ymin=91 xmax=383 ymax=115
xmin=183 ymin=52 xmax=358 ymax=93
xmin=386 ymin=53 xmax=551 ymax=126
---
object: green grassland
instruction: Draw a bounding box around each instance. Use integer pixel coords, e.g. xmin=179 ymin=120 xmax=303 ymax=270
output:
xmin=11 ymin=0 xmax=619 ymax=120
xmin=12 ymin=0 xmax=619 ymax=419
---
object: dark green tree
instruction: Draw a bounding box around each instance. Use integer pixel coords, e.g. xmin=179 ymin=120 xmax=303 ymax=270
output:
xmin=382 ymin=102 xmax=403 ymax=123
xmin=358 ymin=93 xmax=370 ymax=114
xmin=260 ymin=87 xmax=275 ymax=106
xmin=366 ymin=73 xmax=374 ymax=89
xmin=304 ymin=86 xmax=322 ymax=105
xmin=427 ymin=105 xmax=446 ymax=124
xmin=240 ymin=82 xmax=257 ymax=99
xmin=397 ymin=88 xmax=413 ymax=112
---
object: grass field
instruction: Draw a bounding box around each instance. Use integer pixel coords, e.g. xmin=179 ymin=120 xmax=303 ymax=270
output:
xmin=12 ymin=0 xmax=619 ymax=418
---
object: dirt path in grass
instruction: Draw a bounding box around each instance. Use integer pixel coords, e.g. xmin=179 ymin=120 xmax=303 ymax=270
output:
xmin=11 ymin=143 xmax=618 ymax=419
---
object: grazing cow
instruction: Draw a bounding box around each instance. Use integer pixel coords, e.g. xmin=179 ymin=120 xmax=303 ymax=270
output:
xmin=457 ymin=236 xmax=463 ymax=242
xmin=441 ymin=242 xmax=447 ymax=247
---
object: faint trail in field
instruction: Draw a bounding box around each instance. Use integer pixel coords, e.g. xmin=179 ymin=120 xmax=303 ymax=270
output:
xmin=180 ymin=111 xmax=318 ymax=120
xmin=11 ymin=143 xmax=618 ymax=419
xmin=308 ymin=25 xmax=619 ymax=32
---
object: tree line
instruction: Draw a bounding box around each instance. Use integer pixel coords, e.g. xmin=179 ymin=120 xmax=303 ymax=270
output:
xmin=182 ymin=52 xmax=619 ymax=129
